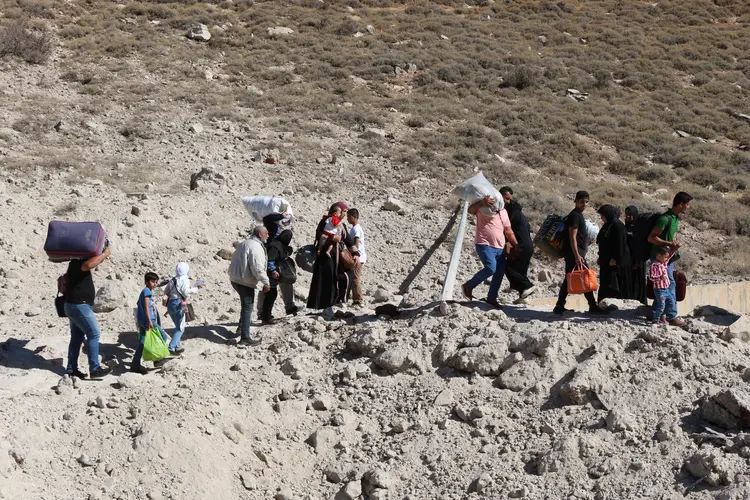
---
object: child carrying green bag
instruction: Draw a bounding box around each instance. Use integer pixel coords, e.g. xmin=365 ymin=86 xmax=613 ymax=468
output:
xmin=131 ymin=272 xmax=170 ymax=374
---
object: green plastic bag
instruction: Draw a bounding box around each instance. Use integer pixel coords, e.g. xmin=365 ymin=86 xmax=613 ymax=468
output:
xmin=142 ymin=327 xmax=169 ymax=362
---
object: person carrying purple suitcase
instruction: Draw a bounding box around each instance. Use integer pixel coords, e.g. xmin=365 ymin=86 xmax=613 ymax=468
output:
xmin=63 ymin=243 xmax=112 ymax=379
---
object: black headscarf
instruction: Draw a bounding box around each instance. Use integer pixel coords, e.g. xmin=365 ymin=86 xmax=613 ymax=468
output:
xmin=597 ymin=204 xmax=621 ymax=224
xmin=624 ymin=205 xmax=638 ymax=232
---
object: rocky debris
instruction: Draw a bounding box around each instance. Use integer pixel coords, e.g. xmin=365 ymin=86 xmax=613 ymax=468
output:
xmin=188 ymin=123 xmax=203 ymax=134
xmin=279 ymin=355 xmax=309 ymax=380
xmin=362 ymin=127 xmax=391 ymax=140
xmin=24 ymin=307 xmax=41 ymax=317
xmin=335 ymin=481 xmax=362 ymax=500
xmin=441 ymin=335 xmax=508 ymax=376
xmin=699 ymin=389 xmax=750 ymax=430
xmin=372 ymin=288 xmax=392 ymax=303
xmin=93 ymin=282 xmax=128 ymax=313
xmin=366 ymin=24 xmax=375 ymax=35
xmin=239 ymin=471 xmax=256 ymax=490
xmin=268 ymin=27 xmax=294 ymax=36
xmin=190 ymin=168 xmax=226 ymax=191
xmin=433 ymin=389 xmax=454 ymax=406
xmin=469 ymin=472 xmax=493 ymax=494
xmin=381 ymin=197 xmax=408 ymax=214
xmin=77 ymin=454 xmax=95 ymax=467
xmin=305 ymin=428 xmax=340 ymax=453
xmin=187 ymin=24 xmax=211 ymax=41
xmin=254 ymin=148 xmax=281 ymax=164
xmin=274 ymin=486 xmax=294 ymax=500
xmin=606 ymin=408 xmax=637 ymax=432
xmin=721 ymin=315 xmax=750 ymax=342
xmin=684 ymin=447 xmax=745 ymax=486
xmin=362 ymin=468 xmax=393 ymax=496
xmin=131 ymin=206 xmax=141 ymax=217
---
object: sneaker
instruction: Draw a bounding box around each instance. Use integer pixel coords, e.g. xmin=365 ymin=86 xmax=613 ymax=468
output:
xmin=68 ymin=370 xmax=88 ymax=380
xmin=89 ymin=366 xmax=112 ymax=379
xmin=552 ymin=306 xmax=570 ymax=315
xmin=238 ymin=337 xmax=262 ymax=347
xmin=129 ymin=364 xmax=149 ymax=375
xmin=485 ymin=299 xmax=502 ymax=310
xmin=668 ymin=318 xmax=685 ymax=327
xmin=588 ymin=306 xmax=609 ymax=315
xmin=462 ymin=283 xmax=474 ymax=300
xmin=172 ymin=347 xmax=185 ymax=354
xmin=519 ymin=286 xmax=538 ymax=300
xmin=261 ymin=318 xmax=278 ymax=326
xmin=153 ymin=358 xmax=170 ymax=368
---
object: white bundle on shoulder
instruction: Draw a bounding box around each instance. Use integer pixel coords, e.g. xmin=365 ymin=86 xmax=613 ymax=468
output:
xmin=241 ymin=196 xmax=294 ymax=226
xmin=452 ymin=172 xmax=503 ymax=215
xmin=584 ymin=219 xmax=599 ymax=247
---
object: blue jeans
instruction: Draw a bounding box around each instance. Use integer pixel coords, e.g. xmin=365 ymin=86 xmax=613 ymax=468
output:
xmin=167 ymin=298 xmax=185 ymax=351
xmin=132 ymin=324 xmax=168 ymax=366
xmin=64 ymin=302 xmax=102 ymax=373
xmin=651 ymin=287 xmax=674 ymax=323
xmin=231 ymin=281 xmax=256 ymax=340
xmin=466 ymin=245 xmax=506 ymax=302
xmin=649 ymin=256 xmax=678 ymax=321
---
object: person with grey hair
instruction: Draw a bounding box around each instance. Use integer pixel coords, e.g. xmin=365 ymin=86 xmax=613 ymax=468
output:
xmin=228 ymin=225 xmax=270 ymax=346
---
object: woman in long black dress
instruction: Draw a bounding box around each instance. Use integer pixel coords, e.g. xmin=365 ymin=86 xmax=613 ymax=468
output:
xmin=596 ymin=205 xmax=632 ymax=302
xmin=624 ymin=205 xmax=647 ymax=304
xmin=307 ymin=202 xmax=356 ymax=310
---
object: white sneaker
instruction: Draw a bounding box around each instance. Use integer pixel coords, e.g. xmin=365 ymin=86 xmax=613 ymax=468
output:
xmin=519 ymin=286 xmax=537 ymax=300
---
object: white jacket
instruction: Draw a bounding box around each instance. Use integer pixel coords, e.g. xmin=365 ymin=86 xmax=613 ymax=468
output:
xmin=228 ymin=236 xmax=270 ymax=288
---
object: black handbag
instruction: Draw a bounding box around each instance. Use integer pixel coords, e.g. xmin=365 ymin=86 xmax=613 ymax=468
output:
xmin=55 ymin=274 xmax=68 ymax=318
xmin=277 ymin=258 xmax=298 ymax=284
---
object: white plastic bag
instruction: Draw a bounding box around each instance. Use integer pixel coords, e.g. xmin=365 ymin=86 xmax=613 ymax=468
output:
xmin=241 ymin=196 xmax=294 ymax=226
xmin=452 ymin=172 xmax=503 ymax=215
xmin=584 ymin=219 xmax=599 ymax=248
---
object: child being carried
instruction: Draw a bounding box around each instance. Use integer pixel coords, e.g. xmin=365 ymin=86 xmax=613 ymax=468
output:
xmin=317 ymin=205 xmax=344 ymax=258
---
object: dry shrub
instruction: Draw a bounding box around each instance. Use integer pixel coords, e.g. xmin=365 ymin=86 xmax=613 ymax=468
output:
xmin=0 ymin=20 xmax=54 ymax=64
xmin=500 ymin=65 xmax=539 ymax=90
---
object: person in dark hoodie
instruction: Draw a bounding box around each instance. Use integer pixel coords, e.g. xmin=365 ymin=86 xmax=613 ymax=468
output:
xmin=259 ymin=229 xmax=296 ymax=325
xmin=596 ymin=205 xmax=632 ymax=302
xmin=500 ymin=187 xmax=537 ymax=303
xmin=624 ymin=205 xmax=647 ymax=304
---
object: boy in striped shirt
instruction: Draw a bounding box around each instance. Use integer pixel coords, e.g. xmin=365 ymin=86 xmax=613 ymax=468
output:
xmin=649 ymin=246 xmax=674 ymax=325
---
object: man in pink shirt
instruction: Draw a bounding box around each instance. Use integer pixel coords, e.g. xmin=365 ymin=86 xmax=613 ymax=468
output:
xmin=462 ymin=195 xmax=520 ymax=309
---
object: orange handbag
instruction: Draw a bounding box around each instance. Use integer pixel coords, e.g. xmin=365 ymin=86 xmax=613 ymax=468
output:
xmin=567 ymin=264 xmax=599 ymax=294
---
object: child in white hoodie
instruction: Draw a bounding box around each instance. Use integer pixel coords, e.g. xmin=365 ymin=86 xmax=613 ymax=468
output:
xmin=164 ymin=262 xmax=203 ymax=354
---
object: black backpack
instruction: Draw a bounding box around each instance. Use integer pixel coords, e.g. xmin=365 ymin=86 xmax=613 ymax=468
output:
xmin=631 ymin=211 xmax=675 ymax=263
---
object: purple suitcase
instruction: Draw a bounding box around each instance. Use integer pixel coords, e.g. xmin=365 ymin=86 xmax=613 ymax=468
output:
xmin=44 ymin=221 xmax=107 ymax=262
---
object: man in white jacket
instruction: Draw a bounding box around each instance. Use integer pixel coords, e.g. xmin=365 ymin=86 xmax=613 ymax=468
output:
xmin=228 ymin=226 xmax=270 ymax=346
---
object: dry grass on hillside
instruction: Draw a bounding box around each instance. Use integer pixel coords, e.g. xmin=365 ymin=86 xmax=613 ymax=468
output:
xmin=1 ymin=0 xmax=750 ymax=274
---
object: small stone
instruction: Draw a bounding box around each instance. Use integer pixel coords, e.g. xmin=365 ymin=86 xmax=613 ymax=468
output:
xmin=267 ymin=26 xmax=294 ymax=36
xmin=391 ymin=418 xmax=409 ymax=433
xmin=24 ymin=308 xmax=41 ymax=317
xmin=366 ymin=24 xmax=375 ymax=35
xmin=274 ymin=486 xmax=294 ymax=500
xmin=197 ymin=237 xmax=210 ymax=245
xmin=230 ymin=364 xmax=241 ymax=371
xmin=509 ymin=487 xmax=528 ymax=498
xmin=95 ymin=395 xmax=107 ymax=409
xmin=433 ymin=389 xmax=454 ymax=406
xmin=310 ymin=397 xmax=331 ymax=411
xmin=78 ymin=454 xmax=95 ymax=467
xmin=240 ymin=471 xmax=256 ymax=490
xmin=339 ymin=481 xmax=362 ymax=500
xmin=537 ymin=269 xmax=554 ymax=282
xmin=131 ymin=206 xmax=141 ymax=216
xmin=188 ymin=123 xmax=203 ymax=134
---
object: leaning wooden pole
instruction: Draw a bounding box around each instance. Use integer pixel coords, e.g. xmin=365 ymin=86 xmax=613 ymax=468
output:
xmin=440 ymin=199 xmax=469 ymax=308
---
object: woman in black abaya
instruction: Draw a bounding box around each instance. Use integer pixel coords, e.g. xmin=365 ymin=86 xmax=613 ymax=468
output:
xmin=624 ymin=205 xmax=648 ymax=304
xmin=596 ymin=205 xmax=632 ymax=302
xmin=307 ymin=202 xmax=355 ymax=310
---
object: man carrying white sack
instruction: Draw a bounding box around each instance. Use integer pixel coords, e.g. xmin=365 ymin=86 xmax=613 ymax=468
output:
xmin=241 ymin=195 xmax=294 ymax=239
xmin=462 ymin=195 xmax=520 ymax=310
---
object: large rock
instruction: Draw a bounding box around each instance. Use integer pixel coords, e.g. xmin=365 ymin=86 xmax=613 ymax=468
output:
xmin=445 ymin=338 xmax=508 ymax=376
xmin=559 ymin=354 xmax=615 ymax=405
xmin=700 ymin=389 xmax=750 ymax=430
xmin=373 ymin=348 xmax=423 ymax=375
xmin=721 ymin=315 xmax=750 ymax=342
xmin=347 ymin=325 xmax=386 ymax=357
xmin=267 ymin=26 xmax=294 ymax=36
xmin=190 ymin=168 xmax=226 ymax=191
xmin=187 ymin=24 xmax=211 ymax=41
xmin=93 ymin=282 xmax=128 ymax=313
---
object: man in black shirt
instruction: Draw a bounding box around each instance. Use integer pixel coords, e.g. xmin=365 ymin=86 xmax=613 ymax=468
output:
xmin=553 ymin=191 xmax=607 ymax=315
xmin=500 ymin=187 xmax=536 ymax=303
xmin=62 ymin=246 xmax=113 ymax=379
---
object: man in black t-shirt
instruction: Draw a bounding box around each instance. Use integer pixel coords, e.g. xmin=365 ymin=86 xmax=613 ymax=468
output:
xmin=62 ymin=246 xmax=113 ymax=379
xmin=553 ymin=191 xmax=607 ymax=315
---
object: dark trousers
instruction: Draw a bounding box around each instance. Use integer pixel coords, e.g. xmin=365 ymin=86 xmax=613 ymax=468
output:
xmin=231 ymin=282 xmax=256 ymax=340
xmin=260 ymin=286 xmax=278 ymax=321
xmin=556 ymin=254 xmax=597 ymax=309
xmin=505 ymin=250 xmax=533 ymax=292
